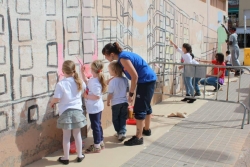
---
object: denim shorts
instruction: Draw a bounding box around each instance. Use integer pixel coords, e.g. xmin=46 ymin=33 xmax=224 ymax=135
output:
xmin=134 ymin=81 xmax=156 ymax=120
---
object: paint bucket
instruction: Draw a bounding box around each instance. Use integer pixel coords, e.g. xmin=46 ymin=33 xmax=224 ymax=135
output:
xmin=70 ymin=141 xmax=84 ymax=154
xmin=126 ymin=106 xmax=136 ymax=125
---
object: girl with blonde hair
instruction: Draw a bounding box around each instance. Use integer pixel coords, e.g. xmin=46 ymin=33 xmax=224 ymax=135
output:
xmin=50 ymin=60 xmax=87 ymax=165
xmin=81 ymin=60 xmax=107 ymax=153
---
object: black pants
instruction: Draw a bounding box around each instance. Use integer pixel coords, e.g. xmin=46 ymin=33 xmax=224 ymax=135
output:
xmin=134 ymin=81 xmax=156 ymax=120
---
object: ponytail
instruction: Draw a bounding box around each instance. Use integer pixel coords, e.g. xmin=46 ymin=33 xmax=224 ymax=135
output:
xmin=190 ymin=53 xmax=194 ymax=59
xmin=102 ymin=42 xmax=123 ymax=55
xmin=98 ymin=73 xmax=107 ymax=93
xmin=73 ymin=72 xmax=82 ymax=92
xmin=91 ymin=60 xmax=107 ymax=93
xmin=62 ymin=60 xmax=82 ymax=92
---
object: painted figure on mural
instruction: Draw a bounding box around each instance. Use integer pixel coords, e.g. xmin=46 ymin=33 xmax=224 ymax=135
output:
xmin=102 ymin=42 xmax=156 ymax=146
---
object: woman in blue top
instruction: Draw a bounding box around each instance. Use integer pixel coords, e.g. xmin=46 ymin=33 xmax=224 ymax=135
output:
xmin=102 ymin=42 xmax=157 ymax=146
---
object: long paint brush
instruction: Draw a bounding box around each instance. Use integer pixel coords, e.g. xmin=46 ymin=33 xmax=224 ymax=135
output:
xmin=75 ymin=56 xmax=84 ymax=67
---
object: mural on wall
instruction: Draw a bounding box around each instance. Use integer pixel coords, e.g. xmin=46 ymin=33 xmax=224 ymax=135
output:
xmin=147 ymin=0 xmax=220 ymax=94
xmin=0 ymin=0 xmax=227 ymax=166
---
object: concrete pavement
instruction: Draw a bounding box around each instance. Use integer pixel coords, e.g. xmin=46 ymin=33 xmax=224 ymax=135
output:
xmin=122 ymin=73 xmax=250 ymax=167
xmin=27 ymin=70 xmax=250 ymax=167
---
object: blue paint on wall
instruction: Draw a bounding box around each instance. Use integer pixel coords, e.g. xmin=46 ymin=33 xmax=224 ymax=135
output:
xmin=133 ymin=11 xmax=147 ymax=22
xmin=218 ymin=11 xmax=223 ymax=23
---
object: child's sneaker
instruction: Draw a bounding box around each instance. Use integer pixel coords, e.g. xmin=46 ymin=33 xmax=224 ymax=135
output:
xmin=100 ymin=142 xmax=105 ymax=150
xmin=118 ymin=134 xmax=126 ymax=141
xmin=85 ymin=145 xmax=101 ymax=154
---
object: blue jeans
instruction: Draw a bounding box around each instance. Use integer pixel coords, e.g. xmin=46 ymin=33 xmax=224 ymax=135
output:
xmin=89 ymin=112 xmax=103 ymax=144
xmin=184 ymin=77 xmax=194 ymax=96
xmin=225 ymin=64 xmax=232 ymax=76
xmin=192 ymin=78 xmax=201 ymax=94
xmin=199 ymin=77 xmax=220 ymax=89
xmin=112 ymin=102 xmax=128 ymax=134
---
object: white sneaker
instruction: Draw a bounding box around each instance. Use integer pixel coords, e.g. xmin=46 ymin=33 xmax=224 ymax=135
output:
xmin=118 ymin=134 xmax=126 ymax=141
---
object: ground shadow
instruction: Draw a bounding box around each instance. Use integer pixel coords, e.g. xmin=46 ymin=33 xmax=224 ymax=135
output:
xmin=157 ymin=101 xmax=185 ymax=105
xmin=143 ymin=138 xmax=232 ymax=164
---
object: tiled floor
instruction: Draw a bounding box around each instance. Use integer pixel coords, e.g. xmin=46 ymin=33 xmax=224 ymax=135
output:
xmin=122 ymin=74 xmax=250 ymax=167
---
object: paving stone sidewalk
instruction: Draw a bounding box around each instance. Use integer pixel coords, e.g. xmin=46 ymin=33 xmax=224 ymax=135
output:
xmin=122 ymin=74 xmax=250 ymax=167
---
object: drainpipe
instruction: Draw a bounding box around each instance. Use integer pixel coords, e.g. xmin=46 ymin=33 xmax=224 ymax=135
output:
xmin=207 ymin=0 xmax=210 ymax=58
xmin=244 ymin=15 xmax=246 ymax=48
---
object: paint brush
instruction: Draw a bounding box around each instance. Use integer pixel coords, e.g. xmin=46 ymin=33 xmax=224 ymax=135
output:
xmin=75 ymin=56 xmax=84 ymax=67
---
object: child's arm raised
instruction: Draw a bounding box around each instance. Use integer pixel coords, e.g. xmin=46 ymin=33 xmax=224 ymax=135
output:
xmin=169 ymin=39 xmax=183 ymax=54
xmin=81 ymin=66 xmax=88 ymax=83
xmin=169 ymin=39 xmax=178 ymax=49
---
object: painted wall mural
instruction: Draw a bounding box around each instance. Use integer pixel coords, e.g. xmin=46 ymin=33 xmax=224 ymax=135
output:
xmin=0 ymin=0 xmax=227 ymax=166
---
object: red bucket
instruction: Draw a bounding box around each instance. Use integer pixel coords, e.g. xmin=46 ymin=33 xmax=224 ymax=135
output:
xmin=127 ymin=106 xmax=136 ymax=125
xmin=70 ymin=141 xmax=84 ymax=154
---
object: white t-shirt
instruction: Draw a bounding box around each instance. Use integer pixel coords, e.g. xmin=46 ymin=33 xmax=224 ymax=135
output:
xmin=226 ymin=54 xmax=231 ymax=64
xmin=177 ymin=48 xmax=192 ymax=64
xmin=53 ymin=77 xmax=86 ymax=115
xmin=108 ymin=77 xmax=129 ymax=106
xmin=85 ymin=77 xmax=104 ymax=114
xmin=192 ymin=59 xmax=199 ymax=64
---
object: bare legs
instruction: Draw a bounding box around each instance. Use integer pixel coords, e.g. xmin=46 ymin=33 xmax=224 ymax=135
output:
xmin=136 ymin=114 xmax=151 ymax=138
xmin=144 ymin=114 xmax=151 ymax=130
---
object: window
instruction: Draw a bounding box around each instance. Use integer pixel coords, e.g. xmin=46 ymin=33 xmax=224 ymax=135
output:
xmin=244 ymin=10 xmax=250 ymax=20
xmin=211 ymin=0 xmax=226 ymax=11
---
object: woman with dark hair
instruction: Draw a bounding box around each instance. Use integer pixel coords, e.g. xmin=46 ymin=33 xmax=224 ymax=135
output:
xmin=198 ymin=53 xmax=226 ymax=92
xmin=102 ymin=42 xmax=156 ymax=146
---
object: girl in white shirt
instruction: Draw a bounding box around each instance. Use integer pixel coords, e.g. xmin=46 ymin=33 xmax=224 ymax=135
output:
xmin=81 ymin=60 xmax=107 ymax=153
xmin=169 ymin=40 xmax=195 ymax=102
xmin=50 ymin=60 xmax=87 ymax=165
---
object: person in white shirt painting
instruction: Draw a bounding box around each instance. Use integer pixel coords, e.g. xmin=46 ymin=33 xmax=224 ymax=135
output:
xmin=81 ymin=60 xmax=107 ymax=153
xmin=50 ymin=60 xmax=87 ymax=165
xmin=169 ymin=40 xmax=196 ymax=103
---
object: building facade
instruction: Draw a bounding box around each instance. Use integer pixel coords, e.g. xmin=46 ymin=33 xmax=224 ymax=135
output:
xmin=0 ymin=0 xmax=227 ymax=166
xmin=238 ymin=0 xmax=250 ymax=47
